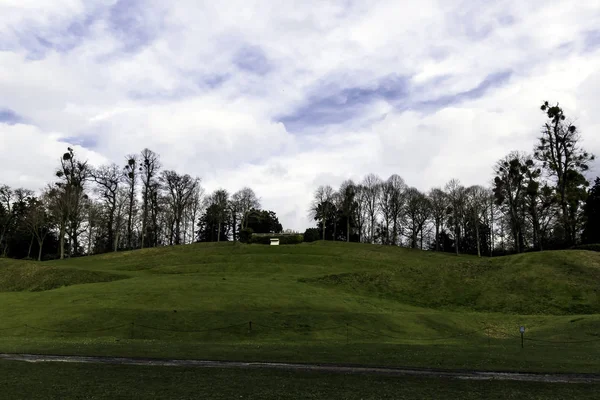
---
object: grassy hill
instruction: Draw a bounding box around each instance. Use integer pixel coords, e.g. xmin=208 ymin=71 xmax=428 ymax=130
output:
xmin=0 ymin=241 xmax=599 ymax=372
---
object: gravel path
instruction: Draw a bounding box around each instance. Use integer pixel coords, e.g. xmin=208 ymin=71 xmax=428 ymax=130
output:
xmin=1 ymin=353 xmax=599 ymax=383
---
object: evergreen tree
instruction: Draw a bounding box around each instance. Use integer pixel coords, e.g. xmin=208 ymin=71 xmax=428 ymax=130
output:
xmin=582 ymin=177 xmax=600 ymax=244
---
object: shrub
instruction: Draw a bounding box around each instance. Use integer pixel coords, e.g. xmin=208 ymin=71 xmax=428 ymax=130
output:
xmin=251 ymin=236 xmax=271 ymax=245
xmin=250 ymin=234 xmax=304 ymax=245
xmin=303 ymin=228 xmax=320 ymax=243
xmin=279 ymin=235 xmax=303 ymax=245
xmin=239 ymin=228 xmax=253 ymax=243
xmin=571 ymin=244 xmax=600 ymax=252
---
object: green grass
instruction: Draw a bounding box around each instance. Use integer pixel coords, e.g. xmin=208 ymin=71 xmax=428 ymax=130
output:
xmin=1 ymin=360 xmax=599 ymax=400
xmin=0 ymin=241 xmax=599 ymax=374
xmin=0 ymin=259 xmax=126 ymax=292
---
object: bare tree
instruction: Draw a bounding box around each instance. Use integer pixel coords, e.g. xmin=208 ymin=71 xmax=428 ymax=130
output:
xmin=354 ymin=185 xmax=368 ymax=242
xmin=139 ymin=149 xmax=161 ymax=249
xmin=310 ymin=185 xmax=335 ymax=241
xmin=211 ymin=189 xmax=230 ymax=242
xmin=535 ymin=101 xmax=595 ymax=245
xmin=91 ymin=164 xmax=121 ymax=252
xmin=54 ymin=147 xmax=89 ymax=258
xmin=379 ymin=175 xmax=406 ymax=245
xmin=123 ymin=155 xmax=138 ymax=250
xmin=23 ymin=193 xmax=51 ymax=261
xmin=113 ymin=188 xmax=129 ymax=251
xmin=493 ymin=152 xmax=530 ymax=253
xmin=464 ymin=185 xmax=489 ymax=257
xmin=428 ymin=188 xmax=447 ymax=252
xmin=338 ymin=180 xmax=357 ymax=242
xmin=404 ymin=187 xmax=431 ymax=249
xmin=149 ymin=181 xmax=161 ymax=247
xmin=445 ymin=179 xmax=466 ymax=255
xmin=186 ymin=184 xmax=204 ymax=244
xmin=362 ymin=174 xmax=383 ymax=243
xmin=233 ymin=187 xmax=261 ymax=230
xmin=0 ymin=185 xmax=14 ymax=257
xmin=160 ymin=170 xmax=200 ymax=245
xmin=83 ymin=198 xmax=102 ymax=255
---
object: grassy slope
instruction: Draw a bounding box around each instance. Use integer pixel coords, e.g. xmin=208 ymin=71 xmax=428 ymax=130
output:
xmin=2 ymin=360 xmax=598 ymax=400
xmin=0 ymin=242 xmax=599 ymax=372
xmin=0 ymin=258 xmax=126 ymax=292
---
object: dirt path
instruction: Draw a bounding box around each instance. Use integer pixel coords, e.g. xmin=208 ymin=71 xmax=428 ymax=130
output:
xmin=1 ymin=353 xmax=599 ymax=384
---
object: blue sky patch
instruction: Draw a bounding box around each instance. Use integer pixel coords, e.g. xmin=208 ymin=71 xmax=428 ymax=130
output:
xmin=107 ymin=0 xmax=158 ymax=52
xmin=0 ymin=108 xmax=23 ymax=125
xmin=583 ymin=30 xmax=600 ymax=53
xmin=233 ymin=45 xmax=272 ymax=76
xmin=59 ymin=135 xmax=98 ymax=149
xmin=279 ymin=75 xmax=410 ymax=132
xmin=415 ymin=70 xmax=512 ymax=110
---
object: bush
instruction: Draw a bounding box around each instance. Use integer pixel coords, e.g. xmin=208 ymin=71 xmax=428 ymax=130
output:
xmin=250 ymin=236 xmax=271 ymax=245
xmin=303 ymin=228 xmax=320 ymax=243
xmin=250 ymin=234 xmax=304 ymax=245
xmin=279 ymin=235 xmax=303 ymax=245
xmin=239 ymin=228 xmax=253 ymax=243
xmin=571 ymin=244 xmax=600 ymax=252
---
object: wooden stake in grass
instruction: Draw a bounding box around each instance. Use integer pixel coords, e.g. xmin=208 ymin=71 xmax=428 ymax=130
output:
xmin=520 ymin=326 xmax=525 ymax=349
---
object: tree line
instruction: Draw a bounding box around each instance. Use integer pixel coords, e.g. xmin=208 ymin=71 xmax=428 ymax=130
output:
xmin=307 ymin=101 xmax=599 ymax=255
xmin=1 ymin=100 xmax=598 ymax=261
xmin=0 ymin=148 xmax=285 ymax=261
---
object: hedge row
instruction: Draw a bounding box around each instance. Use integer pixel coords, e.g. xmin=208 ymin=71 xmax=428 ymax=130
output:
xmin=571 ymin=244 xmax=600 ymax=252
xmin=250 ymin=234 xmax=304 ymax=245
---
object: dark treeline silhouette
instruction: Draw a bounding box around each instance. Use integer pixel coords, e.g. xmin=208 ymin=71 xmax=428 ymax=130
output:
xmin=0 ymin=148 xmax=284 ymax=260
xmin=1 ymin=101 xmax=598 ymax=260
xmin=307 ymin=101 xmax=599 ymax=256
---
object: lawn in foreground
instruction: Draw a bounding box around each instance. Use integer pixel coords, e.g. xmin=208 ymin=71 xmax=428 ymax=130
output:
xmin=2 ymin=337 xmax=599 ymax=374
xmin=0 ymin=242 xmax=599 ymax=373
xmin=1 ymin=360 xmax=598 ymax=400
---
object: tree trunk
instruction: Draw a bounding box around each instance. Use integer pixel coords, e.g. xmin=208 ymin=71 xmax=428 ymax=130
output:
xmin=454 ymin=225 xmax=459 ymax=255
xmin=0 ymin=231 xmax=6 ymax=257
xmin=501 ymin=223 xmax=505 ymax=252
xmin=114 ymin=231 xmax=120 ymax=252
xmin=489 ymin=202 xmax=494 ymax=257
xmin=217 ymin=220 xmax=221 ymax=243
xmin=37 ymin=239 xmax=44 ymax=261
xmin=232 ymin=213 xmax=237 ymax=242
xmin=141 ymin=183 xmax=149 ymax=249
xmin=27 ymin=235 xmax=34 ymax=259
xmin=475 ymin=223 xmax=481 ymax=257
xmin=59 ymin=221 xmax=66 ymax=260
xmin=370 ymin=217 xmax=375 ymax=244
xmin=322 ymin=218 xmax=326 ymax=241
xmin=412 ymin=224 xmax=417 ymax=249
xmin=435 ymin=222 xmax=440 ymax=252
xmin=333 ymin=218 xmax=337 ymax=241
xmin=108 ymin=203 xmax=116 ymax=252
xmin=127 ymin=189 xmax=134 ymax=249
xmin=88 ymin=223 xmax=93 ymax=255
xmin=347 ymin=217 xmax=350 ymax=243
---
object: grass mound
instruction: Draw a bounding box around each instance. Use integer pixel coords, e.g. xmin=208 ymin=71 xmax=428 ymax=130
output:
xmin=0 ymin=259 xmax=127 ymax=292
xmin=0 ymin=242 xmax=599 ymax=373
xmin=295 ymin=245 xmax=600 ymax=315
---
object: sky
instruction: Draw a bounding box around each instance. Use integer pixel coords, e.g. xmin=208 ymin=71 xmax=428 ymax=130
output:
xmin=1 ymin=0 xmax=599 ymax=232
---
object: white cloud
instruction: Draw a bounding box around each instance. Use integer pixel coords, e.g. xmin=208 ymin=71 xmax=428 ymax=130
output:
xmin=0 ymin=0 xmax=599 ymax=231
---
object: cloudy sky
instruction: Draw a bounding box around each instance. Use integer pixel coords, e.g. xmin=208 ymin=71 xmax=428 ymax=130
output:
xmin=1 ymin=0 xmax=599 ymax=231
